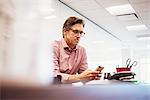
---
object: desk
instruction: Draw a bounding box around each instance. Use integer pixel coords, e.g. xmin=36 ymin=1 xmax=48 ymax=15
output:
xmin=2 ymin=81 xmax=150 ymax=100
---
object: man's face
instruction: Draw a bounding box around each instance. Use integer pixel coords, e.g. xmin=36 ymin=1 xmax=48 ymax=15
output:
xmin=64 ymin=24 xmax=84 ymax=48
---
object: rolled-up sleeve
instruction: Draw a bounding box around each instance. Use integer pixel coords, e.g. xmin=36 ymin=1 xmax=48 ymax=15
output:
xmin=52 ymin=41 xmax=69 ymax=82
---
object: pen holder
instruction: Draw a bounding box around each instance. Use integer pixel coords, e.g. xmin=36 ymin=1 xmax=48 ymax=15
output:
xmin=116 ymin=67 xmax=131 ymax=72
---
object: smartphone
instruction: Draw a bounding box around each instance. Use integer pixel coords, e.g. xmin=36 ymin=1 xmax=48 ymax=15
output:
xmin=96 ymin=66 xmax=104 ymax=72
xmin=95 ymin=66 xmax=104 ymax=79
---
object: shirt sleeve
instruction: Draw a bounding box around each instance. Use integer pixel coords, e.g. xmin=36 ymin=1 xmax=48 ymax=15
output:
xmin=78 ymin=47 xmax=88 ymax=74
xmin=52 ymin=41 xmax=70 ymax=82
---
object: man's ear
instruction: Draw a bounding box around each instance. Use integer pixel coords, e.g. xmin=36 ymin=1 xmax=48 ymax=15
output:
xmin=63 ymin=30 xmax=67 ymax=38
xmin=63 ymin=29 xmax=69 ymax=34
xmin=64 ymin=28 xmax=69 ymax=32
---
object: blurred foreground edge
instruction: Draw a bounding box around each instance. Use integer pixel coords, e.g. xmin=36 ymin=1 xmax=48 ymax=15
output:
xmin=1 ymin=80 xmax=150 ymax=100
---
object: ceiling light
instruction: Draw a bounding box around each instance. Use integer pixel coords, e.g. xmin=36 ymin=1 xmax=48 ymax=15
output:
xmin=106 ymin=4 xmax=135 ymax=15
xmin=117 ymin=13 xmax=138 ymax=21
xmin=137 ymin=37 xmax=150 ymax=40
xmin=126 ymin=25 xmax=148 ymax=31
xmin=136 ymin=34 xmax=150 ymax=40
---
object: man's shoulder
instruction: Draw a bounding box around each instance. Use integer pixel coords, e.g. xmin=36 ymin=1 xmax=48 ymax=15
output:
xmin=53 ymin=40 xmax=61 ymax=47
xmin=77 ymin=45 xmax=86 ymax=51
xmin=53 ymin=39 xmax=61 ymax=43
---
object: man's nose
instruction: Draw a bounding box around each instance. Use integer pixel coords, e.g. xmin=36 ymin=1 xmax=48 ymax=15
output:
xmin=76 ymin=33 xmax=81 ymax=37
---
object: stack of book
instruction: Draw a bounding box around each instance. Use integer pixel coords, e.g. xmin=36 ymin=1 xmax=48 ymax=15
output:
xmin=110 ymin=71 xmax=136 ymax=82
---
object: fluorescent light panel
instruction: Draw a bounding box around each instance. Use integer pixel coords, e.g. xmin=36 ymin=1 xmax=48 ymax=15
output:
xmin=117 ymin=13 xmax=138 ymax=21
xmin=137 ymin=34 xmax=150 ymax=40
xmin=126 ymin=25 xmax=148 ymax=31
xmin=137 ymin=37 xmax=150 ymax=40
xmin=106 ymin=4 xmax=135 ymax=15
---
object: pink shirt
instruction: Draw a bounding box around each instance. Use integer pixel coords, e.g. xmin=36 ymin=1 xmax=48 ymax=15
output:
xmin=52 ymin=39 xmax=88 ymax=82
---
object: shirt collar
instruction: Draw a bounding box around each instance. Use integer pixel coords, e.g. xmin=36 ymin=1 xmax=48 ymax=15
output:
xmin=61 ymin=39 xmax=78 ymax=52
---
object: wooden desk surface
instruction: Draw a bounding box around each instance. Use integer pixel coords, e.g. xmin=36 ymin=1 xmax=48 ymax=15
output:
xmin=1 ymin=81 xmax=150 ymax=100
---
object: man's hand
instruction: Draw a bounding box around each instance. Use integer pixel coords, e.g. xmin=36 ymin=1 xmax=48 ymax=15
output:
xmin=96 ymin=66 xmax=104 ymax=72
xmin=68 ymin=67 xmax=104 ymax=83
xmin=78 ymin=69 xmax=100 ymax=81
xmin=95 ymin=66 xmax=104 ymax=80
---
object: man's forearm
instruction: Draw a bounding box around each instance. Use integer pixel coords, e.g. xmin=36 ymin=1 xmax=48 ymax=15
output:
xmin=68 ymin=74 xmax=80 ymax=81
xmin=66 ymin=74 xmax=81 ymax=83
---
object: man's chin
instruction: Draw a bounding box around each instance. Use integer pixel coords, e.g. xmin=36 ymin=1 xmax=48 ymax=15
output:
xmin=75 ymin=41 xmax=79 ymax=45
xmin=73 ymin=43 xmax=77 ymax=46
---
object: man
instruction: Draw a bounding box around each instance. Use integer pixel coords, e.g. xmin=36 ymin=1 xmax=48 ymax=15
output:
xmin=52 ymin=16 xmax=103 ymax=83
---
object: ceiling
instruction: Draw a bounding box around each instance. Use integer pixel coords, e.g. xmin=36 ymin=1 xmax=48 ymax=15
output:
xmin=59 ymin=0 xmax=150 ymax=47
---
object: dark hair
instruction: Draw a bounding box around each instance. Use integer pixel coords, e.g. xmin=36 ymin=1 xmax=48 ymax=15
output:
xmin=62 ymin=16 xmax=85 ymax=38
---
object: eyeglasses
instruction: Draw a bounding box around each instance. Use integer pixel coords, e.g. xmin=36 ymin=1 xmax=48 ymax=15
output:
xmin=70 ymin=28 xmax=85 ymax=37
